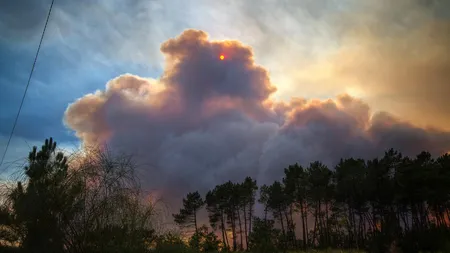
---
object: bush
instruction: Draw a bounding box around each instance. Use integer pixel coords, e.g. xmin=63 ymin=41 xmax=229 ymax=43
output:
xmin=153 ymin=233 xmax=194 ymax=253
xmin=248 ymin=218 xmax=281 ymax=253
xmin=399 ymin=226 xmax=450 ymax=253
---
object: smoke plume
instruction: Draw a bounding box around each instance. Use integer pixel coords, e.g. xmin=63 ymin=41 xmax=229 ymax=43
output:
xmin=65 ymin=29 xmax=450 ymax=211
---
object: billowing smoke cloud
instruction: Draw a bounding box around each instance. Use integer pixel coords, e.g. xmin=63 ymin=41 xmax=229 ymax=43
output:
xmin=65 ymin=30 xmax=450 ymax=211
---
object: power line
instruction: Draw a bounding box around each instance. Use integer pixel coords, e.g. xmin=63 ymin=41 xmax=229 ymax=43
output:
xmin=0 ymin=0 xmax=55 ymax=170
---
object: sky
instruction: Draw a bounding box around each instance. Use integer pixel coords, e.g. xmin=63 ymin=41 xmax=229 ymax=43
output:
xmin=1 ymin=0 xmax=450 ymax=212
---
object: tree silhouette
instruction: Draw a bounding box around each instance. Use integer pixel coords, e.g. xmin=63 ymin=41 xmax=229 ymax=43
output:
xmin=182 ymin=148 xmax=450 ymax=252
xmin=2 ymin=137 xmax=450 ymax=252
xmin=5 ymin=138 xmax=77 ymax=253
xmin=258 ymin=181 xmax=292 ymax=251
xmin=306 ymin=161 xmax=333 ymax=248
xmin=205 ymin=187 xmax=228 ymax=250
xmin=240 ymin=176 xmax=258 ymax=248
xmin=0 ymin=138 xmax=155 ymax=253
xmin=173 ymin=191 xmax=205 ymax=235
xmin=283 ymin=163 xmax=309 ymax=249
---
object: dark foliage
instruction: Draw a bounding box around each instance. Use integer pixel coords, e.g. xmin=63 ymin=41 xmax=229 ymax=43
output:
xmin=0 ymin=138 xmax=155 ymax=253
xmin=175 ymin=149 xmax=450 ymax=253
xmin=1 ymin=137 xmax=450 ymax=253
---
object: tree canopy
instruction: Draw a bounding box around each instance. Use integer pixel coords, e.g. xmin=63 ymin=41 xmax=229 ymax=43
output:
xmin=174 ymin=149 xmax=450 ymax=253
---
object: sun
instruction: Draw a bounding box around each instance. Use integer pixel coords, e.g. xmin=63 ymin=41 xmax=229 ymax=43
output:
xmin=219 ymin=54 xmax=225 ymax=60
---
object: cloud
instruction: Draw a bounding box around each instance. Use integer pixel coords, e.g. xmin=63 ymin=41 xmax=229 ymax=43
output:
xmin=327 ymin=17 xmax=450 ymax=130
xmin=226 ymin=0 xmax=450 ymax=130
xmin=64 ymin=30 xmax=450 ymax=211
xmin=170 ymin=0 xmax=449 ymax=131
xmin=0 ymin=0 xmax=52 ymax=42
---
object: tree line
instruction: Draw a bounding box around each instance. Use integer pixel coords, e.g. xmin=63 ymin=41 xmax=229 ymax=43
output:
xmin=173 ymin=149 xmax=450 ymax=252
xmin=1 ymin=137 xmax=449 ymax=252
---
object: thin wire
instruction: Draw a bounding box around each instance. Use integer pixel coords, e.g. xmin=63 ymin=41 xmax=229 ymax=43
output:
xmin=0 ymin=0 xmax=55 ymax=170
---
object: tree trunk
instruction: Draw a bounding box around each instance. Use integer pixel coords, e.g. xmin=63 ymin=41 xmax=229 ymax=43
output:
xmin=289 ymin=205 xmax=296 ymax=249
xmin=325 ymin=201 xmax=330 ymax=246
xmin=221 ymin=212 xmax=229 ymax=249
xmin=231 ymin=209 xmax=237 ymax=251
xmin=237 ymin=208 xmax=243 ymax=250
xmin=279 ymin=209 xmax=287 ymax=253
xmin=249 ymin=203 xmax=254 ymax=232
xmin=348 ymin=207 xmax=354 ymax=248
xmin=300 ymin=201 xmax=307 ymax=250
xmin=279 ymin=210 xmax=286 ymax=235
xmin=318 ymin=201 xmax=324 ymax=246
xmin=194 ymin=209 xmax=198 ymax=234
xmin=312 ymin=207 xmax=318 ymax=247
xmin=305 ymin=202 xmax=309 ymax=247
xmin=352 ymin=209 xmax=358 ymax=249
xmin=284 ymin=207 xmax=296 ymax=248
xmin=243 ymin=205 xmax=248 ymax=249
